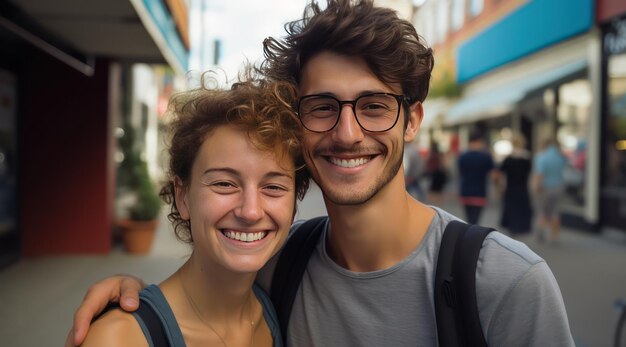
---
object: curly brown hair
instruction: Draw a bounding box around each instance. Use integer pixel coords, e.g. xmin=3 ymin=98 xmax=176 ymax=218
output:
xmin=159 ymin=71 xmax=310 ymax=243
xmin=261 ymin=0 xmax=434 ymax=105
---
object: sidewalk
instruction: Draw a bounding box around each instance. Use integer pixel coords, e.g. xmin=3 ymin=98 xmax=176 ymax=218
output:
xmin=0 ymin=185 xmax=624 ymax=346
xmin=0 ymin=209 xmax=189 ymax=347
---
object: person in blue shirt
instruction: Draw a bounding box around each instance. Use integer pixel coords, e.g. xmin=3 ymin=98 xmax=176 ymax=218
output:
xmin=532 ymin=138 xmax=568 ymax=243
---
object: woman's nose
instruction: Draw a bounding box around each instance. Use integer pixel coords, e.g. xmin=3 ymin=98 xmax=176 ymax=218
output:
xmin=234 ymin=190 xmax=264 ymax=223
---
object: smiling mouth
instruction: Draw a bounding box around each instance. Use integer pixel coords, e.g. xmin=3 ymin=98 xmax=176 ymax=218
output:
xmin=222 ymin=231 xmax=268 ymax=242
xmin=327 ymin=156 xmax=371 ymax=168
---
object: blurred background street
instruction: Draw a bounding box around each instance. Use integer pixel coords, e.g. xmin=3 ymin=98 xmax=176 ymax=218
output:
xmin=1 ymin=0 xmax=625 ymax=346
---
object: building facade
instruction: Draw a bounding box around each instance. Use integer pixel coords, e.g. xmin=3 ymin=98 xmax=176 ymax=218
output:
xmin=0 ymin=0 xmax=189 ymax=264
xmin=414 ymin=0 xmax=625 ymax=233
xmin=597 ymin=0 xmax=626 ymax=231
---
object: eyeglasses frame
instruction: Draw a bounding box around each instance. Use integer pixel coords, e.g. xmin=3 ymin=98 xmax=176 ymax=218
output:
xmin=297 ymin=92 xmax=407 ymax=133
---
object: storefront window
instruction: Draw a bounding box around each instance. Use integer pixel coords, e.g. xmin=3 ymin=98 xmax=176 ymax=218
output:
xmin=601 ymin=14 xmax=626 ymax=230
xmin=451 ymin=0 xmax=465 ymax=31
xmin=490 ymin=127 xmax=513 ymax=164
xmin=436 ymin=0 xmax=450 ymax=44
xmin=421 ymin=3 xmax=436 ymax=44
xmin=556 ymin=79 xmax=591 ymax=208
xmin=605 ymin=54 xmax=626 ymax=189
xmin=0 ymin=68 xmax=18 ymax=259
xmin=469 ymin=0 xmax=483 ymax=18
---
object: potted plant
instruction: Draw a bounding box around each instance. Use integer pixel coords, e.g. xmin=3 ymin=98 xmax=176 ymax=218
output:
xmin=116 ymin=126 xmax=162 ymax=254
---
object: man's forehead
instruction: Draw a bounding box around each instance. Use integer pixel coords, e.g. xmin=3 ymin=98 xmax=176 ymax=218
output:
xmin=297 ymin=77 xmax=402 ymax=98
xmin=297 ymin=51 xmax=401 ymax=96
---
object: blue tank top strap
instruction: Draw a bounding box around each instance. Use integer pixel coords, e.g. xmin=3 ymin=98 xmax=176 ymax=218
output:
xmin=253 ymin=283 xmax=284 ymax=347
xmin=134 ymin=284 xmax=283 ymax=347
xmin=133 ymin=284 xmax=186 ymax=347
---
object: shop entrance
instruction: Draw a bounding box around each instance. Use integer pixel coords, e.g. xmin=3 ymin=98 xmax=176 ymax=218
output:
xmin=0 ymin=67 xmax=19 ymax=267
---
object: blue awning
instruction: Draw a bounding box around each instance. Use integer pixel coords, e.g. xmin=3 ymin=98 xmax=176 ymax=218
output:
xmin=444 ymin=59 xmax=587 ymax=125
xmin=130 ymin=0 xmax=189 ymax=74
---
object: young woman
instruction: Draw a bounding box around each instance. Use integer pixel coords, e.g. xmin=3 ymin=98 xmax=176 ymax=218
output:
xmin=81 ymin=74 xmax=308 ymax=347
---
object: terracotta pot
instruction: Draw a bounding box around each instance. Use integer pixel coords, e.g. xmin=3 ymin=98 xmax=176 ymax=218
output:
xmin=118 ymin=219 xmax=159 ymax=254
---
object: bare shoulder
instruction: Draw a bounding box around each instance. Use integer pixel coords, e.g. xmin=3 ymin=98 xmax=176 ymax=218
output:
xmin=81 ymin=308 xmax=148 ymax=347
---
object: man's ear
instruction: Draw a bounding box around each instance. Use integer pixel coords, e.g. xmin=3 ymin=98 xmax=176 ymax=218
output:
xmin=174 ymin=176 xmax=190 ymax=220
xmin=404 ymin=101 xmax=423 ymax=142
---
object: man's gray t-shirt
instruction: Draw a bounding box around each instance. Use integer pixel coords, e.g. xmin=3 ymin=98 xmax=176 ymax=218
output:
xmin=258 ymin=207 xmax=574 ymax=346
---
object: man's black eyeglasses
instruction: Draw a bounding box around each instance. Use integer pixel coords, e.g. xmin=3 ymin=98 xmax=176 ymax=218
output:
xmin=297 ymin=93 xmax=406 ymax=133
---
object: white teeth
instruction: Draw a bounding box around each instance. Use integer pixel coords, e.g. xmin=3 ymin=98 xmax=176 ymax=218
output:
xmin=330 ymin=157 xmax=369 ymax=168
xmin=223 ymin=231 xmax=267 ymax=242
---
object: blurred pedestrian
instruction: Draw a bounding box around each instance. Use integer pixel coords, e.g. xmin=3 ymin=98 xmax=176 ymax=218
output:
xmin=458 ymin=131 xmax=495 ymax=224
xmin=532 ymin=137 xmax=568 ymax=243
xmin=497 ymin=133 xmax=533 ymax=236
xmin=425 ymin=141 xmax=447 ymax=205
xmin=404 ymin=142 xmax=425 ymax=200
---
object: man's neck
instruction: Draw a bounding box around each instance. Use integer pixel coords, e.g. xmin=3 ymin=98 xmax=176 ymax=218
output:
xmin=468 ymin=141 xmax=484 ymax=151
xmin=323 ymin=173 xmax=435 ymax=272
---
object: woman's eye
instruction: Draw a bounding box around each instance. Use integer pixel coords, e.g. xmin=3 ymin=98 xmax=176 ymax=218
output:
xmin=209 ymin=181 xmax=238 ymax=191
xmin=264 ymin=184 xmax=290 ymax=195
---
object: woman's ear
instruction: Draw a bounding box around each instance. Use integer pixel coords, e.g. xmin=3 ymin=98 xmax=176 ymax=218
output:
xmin=405 ymin=101 xmax=423 ymax=142
xmin=174 ymin=176 xmax=190 ymax=220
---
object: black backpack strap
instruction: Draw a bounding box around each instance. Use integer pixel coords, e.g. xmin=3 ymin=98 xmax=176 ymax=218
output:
xmin=270 ymin=216 xmax=327 ymax=343
xmin=94 ymin=301 xmax=169 ymax=347
xmin=435 ymin=220 xmax=494 ymax=347
xmin=133 ymin=301 xmax=170 ymax=347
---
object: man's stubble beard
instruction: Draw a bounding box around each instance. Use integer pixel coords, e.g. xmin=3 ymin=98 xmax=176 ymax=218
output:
xmin=311 ymin=143 xmax=405 ymax=206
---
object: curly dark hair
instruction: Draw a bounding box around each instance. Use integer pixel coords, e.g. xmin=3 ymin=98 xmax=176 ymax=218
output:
xmin=159 ymin=70 xmax=310 ymax=243
xmin=261 ymin=0 xmax=434 ymax=105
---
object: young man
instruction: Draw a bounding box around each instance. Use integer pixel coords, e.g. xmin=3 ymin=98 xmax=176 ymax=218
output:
xmin=68 ymin=1 xmax=574 ymax=346
xmin=457 ymin=131 xmax=495 ymax=224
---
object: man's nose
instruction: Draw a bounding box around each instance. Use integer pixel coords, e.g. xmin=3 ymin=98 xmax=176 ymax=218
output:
xmin=331 ymin=105 xmax=364 ymax=144
xmin=234 ymin=190 xmax=264 ymax=223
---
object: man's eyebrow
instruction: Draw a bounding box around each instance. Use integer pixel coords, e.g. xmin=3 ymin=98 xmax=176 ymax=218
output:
xmin=357 ymin=89 xmax=390 ymax=96
xmin=304 ymin=90 xmax=391 ymax=98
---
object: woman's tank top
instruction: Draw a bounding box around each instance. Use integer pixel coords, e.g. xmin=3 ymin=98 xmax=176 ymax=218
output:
xmin=132 ymin=284 xmax=283 ymax=347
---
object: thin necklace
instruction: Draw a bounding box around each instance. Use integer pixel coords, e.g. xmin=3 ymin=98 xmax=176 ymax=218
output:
xmin=178 ymin=270 xmax=255 ymax=347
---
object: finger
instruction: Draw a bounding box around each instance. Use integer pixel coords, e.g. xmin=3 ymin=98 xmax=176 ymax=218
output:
xmin=72 ymin=276 xmax=125 ymax=345
xmin=119 ymin=275 xmax=145 ymax=311
xmin=64 ymin=328 xmax=76 ymax=347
